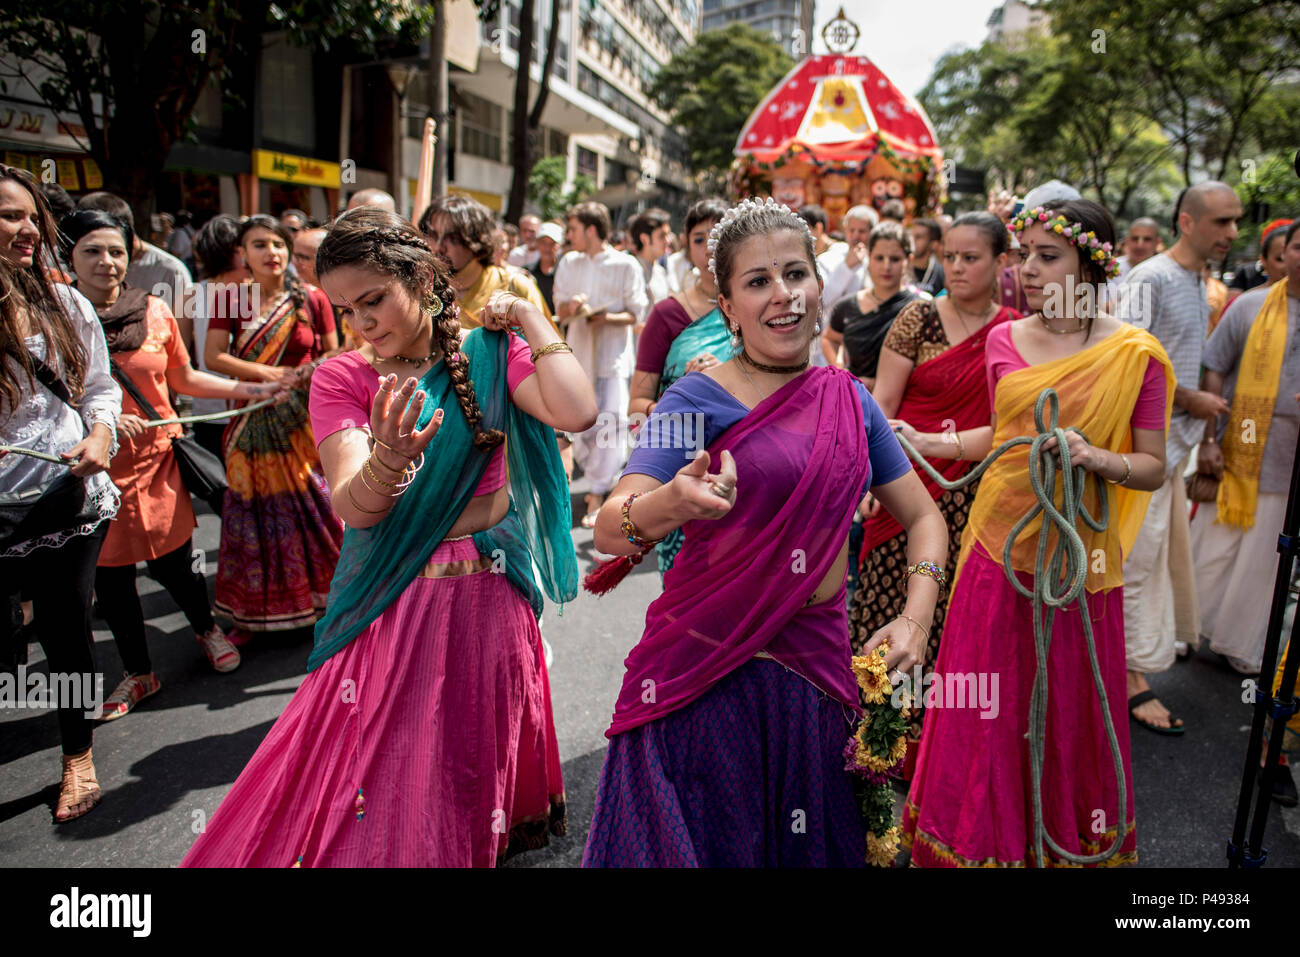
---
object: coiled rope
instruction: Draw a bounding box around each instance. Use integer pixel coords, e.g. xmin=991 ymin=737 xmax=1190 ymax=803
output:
xmin=891 ymin=387 xmax=1126 ymax=866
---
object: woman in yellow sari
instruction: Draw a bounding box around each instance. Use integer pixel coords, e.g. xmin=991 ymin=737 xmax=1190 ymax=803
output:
xmin=900 ymin=200 xmax=1175 ymax=866
xmin=203 ymin=215 xmax=343 ymax=642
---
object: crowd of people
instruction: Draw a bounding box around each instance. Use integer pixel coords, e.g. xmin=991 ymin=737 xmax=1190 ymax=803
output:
xmin=1 ymin=158 xmax=1296 ymax=867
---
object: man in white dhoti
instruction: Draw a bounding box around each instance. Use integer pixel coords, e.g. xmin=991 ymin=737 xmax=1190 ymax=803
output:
xmin=554 ymin=201 xmax=649 ymax=528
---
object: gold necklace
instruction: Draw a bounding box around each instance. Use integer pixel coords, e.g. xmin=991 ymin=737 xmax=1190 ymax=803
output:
xmin=1036 ymin=311 xmax=1087 ymax=335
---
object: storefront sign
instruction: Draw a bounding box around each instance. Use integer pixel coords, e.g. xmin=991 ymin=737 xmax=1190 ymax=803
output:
xmin=253 ymin=149 xmax=341 ymax=187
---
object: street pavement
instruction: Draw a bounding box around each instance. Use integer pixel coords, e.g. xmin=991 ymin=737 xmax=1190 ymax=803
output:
xmin=2 ymin=485 xmax=1298 ymax=868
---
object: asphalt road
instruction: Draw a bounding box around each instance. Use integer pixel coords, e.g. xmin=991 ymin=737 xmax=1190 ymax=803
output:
xmin=1 ymin=486 xmax=1297 ymax=869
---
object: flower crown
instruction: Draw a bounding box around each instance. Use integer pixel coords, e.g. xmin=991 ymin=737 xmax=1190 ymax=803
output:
xmin=706 ymin=196 xmax=814 ymax=286
xmin=1008 ymin=206 xmax=1120 ymax=279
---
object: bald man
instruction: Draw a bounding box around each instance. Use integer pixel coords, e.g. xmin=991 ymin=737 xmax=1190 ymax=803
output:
xmin=1120 ymin=181 xmax=1240 ymax=732
xmin=346 ymin=188 xmax=397 ymax=213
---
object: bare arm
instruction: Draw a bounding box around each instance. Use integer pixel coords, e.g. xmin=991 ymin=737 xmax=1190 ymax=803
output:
xmin=821 ymin=325 xmax=844 ymax=367
xmin=860 ymin=468 xmax=947 ymax=673
xmin=593 ymin=450 xmax=737 ymax=556
xmin=629 ymin=369 xmax=662 ymax=418
xmin=487 ymin=296 xmax=598 ymax=433
xmin=203 ymin=327 xmax=284 ymax=383
xmin=165 ymin=364 xmax=281 ymax=401
xmin=872 ymin=344 xmax=914 ymax=418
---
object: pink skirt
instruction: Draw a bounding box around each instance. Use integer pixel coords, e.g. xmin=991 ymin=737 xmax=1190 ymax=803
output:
xmin=902 ymin=542 xmax=1137 ymax=867
xmin=181 ymin=538 xmax=565 ymax=867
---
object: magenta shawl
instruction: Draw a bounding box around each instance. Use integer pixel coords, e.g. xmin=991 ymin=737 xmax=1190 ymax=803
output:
xmin=607 ymin=366 xmax=871 ymax=737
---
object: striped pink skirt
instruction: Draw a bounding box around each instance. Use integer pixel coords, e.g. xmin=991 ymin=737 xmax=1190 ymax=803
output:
xmin=181 ymin=537 xmax=566 ymax=867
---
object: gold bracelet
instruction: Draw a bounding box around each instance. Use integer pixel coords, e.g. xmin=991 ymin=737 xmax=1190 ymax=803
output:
xmin=363 ymin=455 xmax=402 ymax=489
xmin=945 ymin=429 xmax=965 ymax=460
xmin=897 ymin=614 xmax=931 ymax=642
xmin=345 ymin=477 xmax=390 ymax=514
xmin=1106 ymin=452 xmax=1132 ymax=486
xmin=358 ymin=465 xmax=402 ymax=498
xmin=531 ymin=341 xmax=573 ymax=362
xmin=370 ymin=440 xmax=410 ymax=474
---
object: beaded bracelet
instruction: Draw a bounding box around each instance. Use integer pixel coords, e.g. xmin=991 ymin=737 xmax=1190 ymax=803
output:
xmin=531 ymin=341 xmax=573 ymax=363
xmin=906 ymin=560 xmax=948 ymax=597
xmin=620 ymin=491 xmax=664 ymax=547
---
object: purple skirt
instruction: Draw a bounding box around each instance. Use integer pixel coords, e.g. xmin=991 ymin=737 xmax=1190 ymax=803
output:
xmin=583 ymin=658 xmax=865 ymax=867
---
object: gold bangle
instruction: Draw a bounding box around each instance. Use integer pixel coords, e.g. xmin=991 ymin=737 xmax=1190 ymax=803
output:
xmin=363 ymin=455 xmax=401 ymax=489
xmin=531 ymin=341 xmax=573 ymax=362
xmin=945 ymin=429 xmax=965 ymax=460
xmin=358 ymin=465 xmax=402 ymax=498
xmin=1106 ymin=452 xmax=1132 ymax=486
xmin=370 ymin=441 xmax=410 ymax=474
xmin=345 ymin=477 xmax=390 ymax=514
xmin=897 ymin=614 xmax=931 ymax=642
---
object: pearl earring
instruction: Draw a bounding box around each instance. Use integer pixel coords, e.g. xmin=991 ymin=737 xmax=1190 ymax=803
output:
xmin=729 ymin=324 xmax=742 ymax=351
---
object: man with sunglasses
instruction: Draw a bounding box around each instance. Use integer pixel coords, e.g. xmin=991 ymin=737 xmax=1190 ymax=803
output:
xmin=417 ymin=195 xmax=551 ymax=327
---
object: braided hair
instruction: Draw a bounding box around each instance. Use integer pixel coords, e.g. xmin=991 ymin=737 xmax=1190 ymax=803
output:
xmin=316 ymin=208 xmax=504 ymax=450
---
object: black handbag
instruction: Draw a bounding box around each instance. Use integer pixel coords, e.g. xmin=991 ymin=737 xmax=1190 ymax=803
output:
xmin=109 ymin=359 xmax=229 ymax=513
xmin=0 ymin=348 xmax=102 ymax=553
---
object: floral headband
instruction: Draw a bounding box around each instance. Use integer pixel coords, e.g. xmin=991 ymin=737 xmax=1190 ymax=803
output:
xmin=1008 ymin=206 xmax=1120 ymax=279
xmin=707 ymin=196 xmax=815 ymax=286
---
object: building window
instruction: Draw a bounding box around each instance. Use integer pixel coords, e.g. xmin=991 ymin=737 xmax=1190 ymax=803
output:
xmin=577 ymin=146 xmax=599 ymax=179
xmin=260 ymin=36 xmax=315 ymax=148
xmin=458 ymin=91 xmax=503 ymax=162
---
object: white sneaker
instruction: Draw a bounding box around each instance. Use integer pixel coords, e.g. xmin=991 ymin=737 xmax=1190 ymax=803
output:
xmin=1174 ymin=640 xmax=1191 ymax=659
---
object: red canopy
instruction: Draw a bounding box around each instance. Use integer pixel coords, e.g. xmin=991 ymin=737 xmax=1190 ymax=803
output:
xmin=735 ymin=54 xmax=942 ymax=164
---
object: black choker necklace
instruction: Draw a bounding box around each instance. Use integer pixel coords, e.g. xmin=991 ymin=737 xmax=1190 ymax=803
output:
xmin=741 ymin=350 xmax=809 ymax=374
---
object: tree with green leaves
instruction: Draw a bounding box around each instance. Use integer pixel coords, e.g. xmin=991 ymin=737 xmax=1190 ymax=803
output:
xmin=0 ymin=0 xmax=432 ymax=225
xmin=526 ymin=154 xmax=593 ymax=220
xmin=649 ymin=23 xmax=792 ymax=185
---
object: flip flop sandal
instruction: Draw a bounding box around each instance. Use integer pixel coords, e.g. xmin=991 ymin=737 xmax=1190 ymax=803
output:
xmin=1128 ymin=690 xmax=1185 ymax=736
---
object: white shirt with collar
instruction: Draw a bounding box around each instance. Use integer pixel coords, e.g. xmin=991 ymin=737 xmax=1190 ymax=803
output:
xmin=553 ymin=245 xmax=649 ymax=380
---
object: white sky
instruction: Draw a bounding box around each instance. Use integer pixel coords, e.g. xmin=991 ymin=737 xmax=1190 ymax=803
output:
xmin=808 ymin=1 xmax=1004 ymax=96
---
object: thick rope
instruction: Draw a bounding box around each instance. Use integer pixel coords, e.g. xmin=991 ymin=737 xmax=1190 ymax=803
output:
xmin=891 ymin=387 xmax=1126 ymax=866
xmin=0 ymin=398 xmax=276 ymax=465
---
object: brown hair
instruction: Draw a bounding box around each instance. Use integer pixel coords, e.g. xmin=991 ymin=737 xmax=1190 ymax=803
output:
xmin=315 ymin=208 xmax=503 ymax=450
xmin=867 ymin=220 xmax=913 ymax=257
xmin=566 ymin=201 xmax=611 ymax=242
xmin=0 ymin=165 xmax=86 ymax=422
xmin=711 ymin=201 xmax=817 ymax=298
xmin=417 ymin=195 xmax=496 ymax=267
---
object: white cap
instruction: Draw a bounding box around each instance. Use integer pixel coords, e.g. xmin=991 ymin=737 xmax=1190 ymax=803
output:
xmin=1022 ymin=179 xmax=1081 ymax=209
xmin=536 ymin=222 xmax=564 ymax=244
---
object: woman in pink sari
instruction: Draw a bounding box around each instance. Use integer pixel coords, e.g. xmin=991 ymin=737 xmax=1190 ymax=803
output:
xmin=582 ymin=198 xmax=948 ymax=867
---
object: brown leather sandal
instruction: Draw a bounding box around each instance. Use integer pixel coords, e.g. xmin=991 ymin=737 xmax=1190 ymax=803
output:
xmin=55 ymin=747 xmax=102 ymax=823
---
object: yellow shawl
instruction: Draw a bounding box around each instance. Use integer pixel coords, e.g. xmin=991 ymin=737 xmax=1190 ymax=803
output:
xmin=955 ymin=323 xmax=1175 ymax=594
xmin=1218 ymin=279 xmax=1290 ymax=530
xmin=455 ymin=264 xmax=552 ymax=329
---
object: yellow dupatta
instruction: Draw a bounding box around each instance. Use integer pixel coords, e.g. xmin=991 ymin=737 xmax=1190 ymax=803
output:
xmin=1218 ymin=279 xmax=1290 ymax=530
xmin=455 ymin=265 xmax=552 ymax=328
xmin=955 ymin=323 xmax=1175 ymax=594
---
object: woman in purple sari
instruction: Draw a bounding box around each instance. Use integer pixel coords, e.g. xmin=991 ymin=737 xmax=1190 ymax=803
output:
xmin=583 ymin=198 xmax=948 ymax=867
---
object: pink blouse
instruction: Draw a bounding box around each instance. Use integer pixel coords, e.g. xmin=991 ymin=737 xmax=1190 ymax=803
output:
xmin=984 ymin=322 xmax=1167 ymax=431
xmin=309 ymin=334 xmax=536 ymax=495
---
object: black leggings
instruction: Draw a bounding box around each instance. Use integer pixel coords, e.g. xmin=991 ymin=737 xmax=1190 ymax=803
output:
xmin=0 ymin=523 xmax=107 ymax=755
xmin=94 ymin=537 xmax=215 ymax=677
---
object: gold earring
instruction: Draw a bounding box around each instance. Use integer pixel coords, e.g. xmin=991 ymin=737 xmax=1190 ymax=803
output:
xmin=425 ymin=293 xmax=444 ymax=319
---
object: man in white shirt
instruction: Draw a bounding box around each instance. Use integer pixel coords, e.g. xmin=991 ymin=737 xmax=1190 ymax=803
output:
xmin=554 ymin=201 xmax=650 ymax=524
xmin=627 ymin=207 xmax=671 ymax=311
xmin=508 ymin=214 xmax=542 ymax=269
xmin=820 ymin=205 xmax=879 ymax=310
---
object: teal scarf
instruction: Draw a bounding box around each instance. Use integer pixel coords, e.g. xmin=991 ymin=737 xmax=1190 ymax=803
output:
xmin=660 ymin=306 xmax=738 ymax=394
xmin=307 ymin=327 xmax=577 ymax=671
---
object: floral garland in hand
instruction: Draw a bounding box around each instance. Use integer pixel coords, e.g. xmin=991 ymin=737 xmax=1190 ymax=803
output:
xmin=843 ymin=640 xmax=910 ymax=866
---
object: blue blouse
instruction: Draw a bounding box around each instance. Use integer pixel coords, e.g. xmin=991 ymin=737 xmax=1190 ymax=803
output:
xmin=625 ymin=372 xmax=913 ymax=495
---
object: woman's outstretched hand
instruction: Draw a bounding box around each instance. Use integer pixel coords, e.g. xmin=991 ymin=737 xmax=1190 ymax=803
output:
xmin=369 ymin=374 xmax=443 ymax=466
xmin=669 ymin=449 xmax=738 ymax=521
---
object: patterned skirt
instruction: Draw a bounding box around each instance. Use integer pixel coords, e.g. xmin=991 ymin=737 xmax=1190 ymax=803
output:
xmin=849 ymin=485 xmax=975 ymax=743
xmin=215 ymin=390 xmax=343 ymax=631
xmin=583 ymin=658 xmax=865 ymax=868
